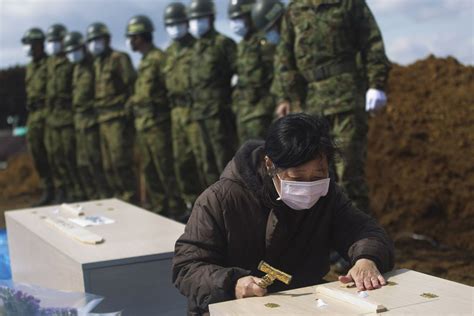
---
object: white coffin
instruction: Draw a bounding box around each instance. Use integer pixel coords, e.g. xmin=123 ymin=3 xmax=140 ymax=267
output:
xmin=5 ymin=198 xmax=186 ymax=315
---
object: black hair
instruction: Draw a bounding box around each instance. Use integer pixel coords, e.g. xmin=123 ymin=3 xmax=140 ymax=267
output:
xmin=264 ymin=113 xmax=336 ymax=169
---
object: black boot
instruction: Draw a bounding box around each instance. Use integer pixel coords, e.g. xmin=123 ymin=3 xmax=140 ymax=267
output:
xmin=32 ymin=188 xmax=54 ymax=207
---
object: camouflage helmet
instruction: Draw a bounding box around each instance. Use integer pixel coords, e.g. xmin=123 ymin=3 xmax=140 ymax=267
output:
xmin=46 ymin=24 xmax=67 ymax=41
xmin=86 ymin=22 xmax=110 ymax=41
xmin=63 ymin=31 xmax=84 ymax=53
xmin=251 ymin=0 xmax=284 ymax=31
xmin=164 ymin=2 xmax=188 ymax=25
xmin=126 ymin=15 xmax=154 ymax=36
xmin=228 ymin=0 xmax=255 ymax=19
xmin=21 ymin=27 xmax=45 ymax=44
xmin=188 ymin=0 xmax=215 ymax=19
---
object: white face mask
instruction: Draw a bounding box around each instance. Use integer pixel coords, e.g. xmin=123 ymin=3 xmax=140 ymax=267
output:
xmin=125 ymin=37 xmax=133 ymax=51
xmin=46 ymin=41 xmax=62 ymax=56
xmin=274 ymin=176 xmax=330 ymax=210
xmin=230 ymin=18 xmax=248 ymax=37
xmin=88 ymin=38 xmax=106 ymax=56
xmin=189 ymin=17 xmax=210 ymax=39
xmin=23 ymin=44 xmax=33 ymax=57
xmin=66 ymin=49 xmax=84 ymax=64
xmin=166 ymin=23 xmax=188 ymax=40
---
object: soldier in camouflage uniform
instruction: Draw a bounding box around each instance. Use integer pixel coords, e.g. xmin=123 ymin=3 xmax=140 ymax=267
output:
xmin=45 ymin=24 xmax=85 ymax=202
xmin=271 ymin=0 xmax=391 ymax=212
xmin=125 ymin=15 xmax=186 ymax=217
xmin=163 ymin=3 xmax=206 ymax=206
xmin=86 ymin=22 xmax=138 ymax=204
xmin=63 ymin=31 xmax=110 ymax=200
xmin=21 ymin=28 xmax=54 ymax=206
xmin=228 ymin=0 xmax=276 ymax=144
xmin=187 ymin=0 xmax=238 ymax=185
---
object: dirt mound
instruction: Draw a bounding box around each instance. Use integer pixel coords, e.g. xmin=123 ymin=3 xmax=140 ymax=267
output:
xmin=367 ymin=55 xmax=474 ymax=252
xmin=0 ymin=153 xmax=40 ymax=199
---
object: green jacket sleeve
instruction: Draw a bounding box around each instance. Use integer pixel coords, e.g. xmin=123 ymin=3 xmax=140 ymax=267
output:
xmin=118 ymin=53 xmax=136 ymax=100
xmin=353 ymin=0 xmax=391 ymax=90
xmin=271 ymin=9 xmax=304 ymax=103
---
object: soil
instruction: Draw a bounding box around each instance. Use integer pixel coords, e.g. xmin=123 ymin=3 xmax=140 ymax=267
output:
xmin=0 ymin=56 xmax=473 ymax=286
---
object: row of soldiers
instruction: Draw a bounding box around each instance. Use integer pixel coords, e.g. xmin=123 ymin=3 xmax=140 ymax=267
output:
xmin=22 ymin=0 xmax=390 ymax=219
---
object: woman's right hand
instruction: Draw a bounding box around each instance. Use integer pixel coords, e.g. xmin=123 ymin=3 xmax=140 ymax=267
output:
xmin=235 ymin=276 xmax=268 ymax=299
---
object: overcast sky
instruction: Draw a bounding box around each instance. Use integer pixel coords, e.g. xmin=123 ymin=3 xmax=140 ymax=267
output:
xmin=0 ymin=0 xmax=473 ymax=69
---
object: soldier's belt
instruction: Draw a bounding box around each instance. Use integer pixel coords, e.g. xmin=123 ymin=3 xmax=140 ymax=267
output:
xmin=133 ymin=104 xmax=155 ymax=116
xmin=96 ymin=103 xmax=124 ymax=114
xmin=236 ymin=87 xmax=269 ymax=101
xmin=192 ymin=89 xmax=229 ymax=102
xmin=302 ymin=61 xmax=356 ymax=83
xmin=27 ymin=102 xmax=45 ymax=111
xmin=171 ymin=94 xmax=193 ymax=108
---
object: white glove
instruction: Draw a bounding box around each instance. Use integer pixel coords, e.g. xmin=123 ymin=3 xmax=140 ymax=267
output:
xmin=365 ymin=88 xmax=387 ymax=112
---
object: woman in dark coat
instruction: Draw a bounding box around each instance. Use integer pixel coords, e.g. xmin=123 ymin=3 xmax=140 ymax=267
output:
xmin=173 ymin=113 xmax=394 ymax=315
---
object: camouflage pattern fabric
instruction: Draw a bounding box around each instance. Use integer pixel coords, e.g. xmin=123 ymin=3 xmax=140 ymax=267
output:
xmin=94 ymin=48 xmax=137 ymax=203
xmin=272 ymin=0 xmax=391 ymax=212
xmin=46 ymin=55 xmax=84 ymax=201
xmin=72 ymin=53 xmax=110 ymax=199
xmin=164 ymin=34 xmax=207 ymax=202
xmin=129 ymin=46 xmax=185 ymax=215
xmin=189 ymin=28 xmax=238 ymax=180
xmin=233 ymin=32 xmax=276 ymax=144
xmin=25 ymin=53 xmax=54 ymax=193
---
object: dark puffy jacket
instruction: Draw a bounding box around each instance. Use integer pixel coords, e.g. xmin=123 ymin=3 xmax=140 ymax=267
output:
xmin=172 ymin=140 xmax=394 ymax=315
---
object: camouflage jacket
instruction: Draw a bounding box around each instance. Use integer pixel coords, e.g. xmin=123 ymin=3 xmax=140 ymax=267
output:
xmin=128 ymin=46 xmax=170 ymax=132
xmin=25 ymin=53 xmax=48 ymax=124
xmin=233 ymin=31 xmax=276 ymax=121
xmin=46 ymin=55 xmax=74 ymax=127
xmin=164 ymin=34 xmax=195 ymax=109
xmin=189 ymin=28 xmax=237 ymax=120
xmin=272 ymin=0 xmax=391 ymax=112
xmin=72 ymin=53 xmax=98 ymax=130
xmin=94 ymin=48 xmax=136 ymax=123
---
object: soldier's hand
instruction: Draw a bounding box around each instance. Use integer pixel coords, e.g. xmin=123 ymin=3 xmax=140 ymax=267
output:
xmin=276 ymin=100 xmax=291 ymax=118
xmin=235 ymin=276 xmax=267 ymax=299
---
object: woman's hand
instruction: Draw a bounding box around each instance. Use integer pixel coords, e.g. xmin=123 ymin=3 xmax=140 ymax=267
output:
xmin=235 ymin=276 xmax=267 ymax=299
xmin=338 ymin=258 xmax=386 ymax=291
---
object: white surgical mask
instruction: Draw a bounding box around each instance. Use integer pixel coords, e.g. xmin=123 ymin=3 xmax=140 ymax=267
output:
xmin=66 ymin=49 xmax=84 ymax=64
xmin=166 ymin=23 xmax=188 ymax=40
xmin=46 ymin=41 xmax=62 ymax=56
xmin=274 ymin=176 xmax=330 ymax=210
xmin=265 ymin=28 xmax=280 ymax=45
xmin=88 ymin=38 xmax=106 ymax=56
xmin=23 ymin=44 xmax=33 ymax=57
xmin=189 ymin=18 xmax=210 ymax=39
xmin=125 ymin=38 xmax=133 ymax=51
xmin=230 ymin=18 xmax=248 ymax=37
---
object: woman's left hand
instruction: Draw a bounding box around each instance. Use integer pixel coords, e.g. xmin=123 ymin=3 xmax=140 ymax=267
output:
xmin=338 ymin=258 xmax=386 ymax=291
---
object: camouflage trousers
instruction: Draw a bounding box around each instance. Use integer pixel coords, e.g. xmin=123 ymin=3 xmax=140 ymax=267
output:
xmin=99 ymin=117 xmax=137 ymax=204
xmin=195 ymin=110 xmax=237 ymax=186
xmin=45 ymin=124 xmax=85 ymax=201
xmin=305 ymin=76 xmax=369 ymax=212
xmin=325 ymin=109 xmax=369 ymax=213
xmin=138 ymin=120 xmax=186 ymax=217
xmin=26 ymin=111 xmax=53 ymax=193
xmin=171 ymin=107 xmax=206 ymax=205
xmin=236 ymin=115 xmax=273 ymax=146
xmin=76 ymin=125 xmax=110 ymax=200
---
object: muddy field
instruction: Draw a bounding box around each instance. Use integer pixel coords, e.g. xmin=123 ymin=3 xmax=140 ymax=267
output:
xmin=0 ymin=56 xmax=473 ymax=285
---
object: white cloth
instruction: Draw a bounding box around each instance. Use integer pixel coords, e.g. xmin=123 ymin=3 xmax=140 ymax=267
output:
xmin=46 ymin=41 xmax=62 ymax=56
xmin=365 ymin=88 xmax=387 ymax=111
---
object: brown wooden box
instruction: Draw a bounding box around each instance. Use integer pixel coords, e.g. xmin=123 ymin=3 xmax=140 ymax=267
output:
xmin=6 ymin=198 xmax=186 ymax=315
